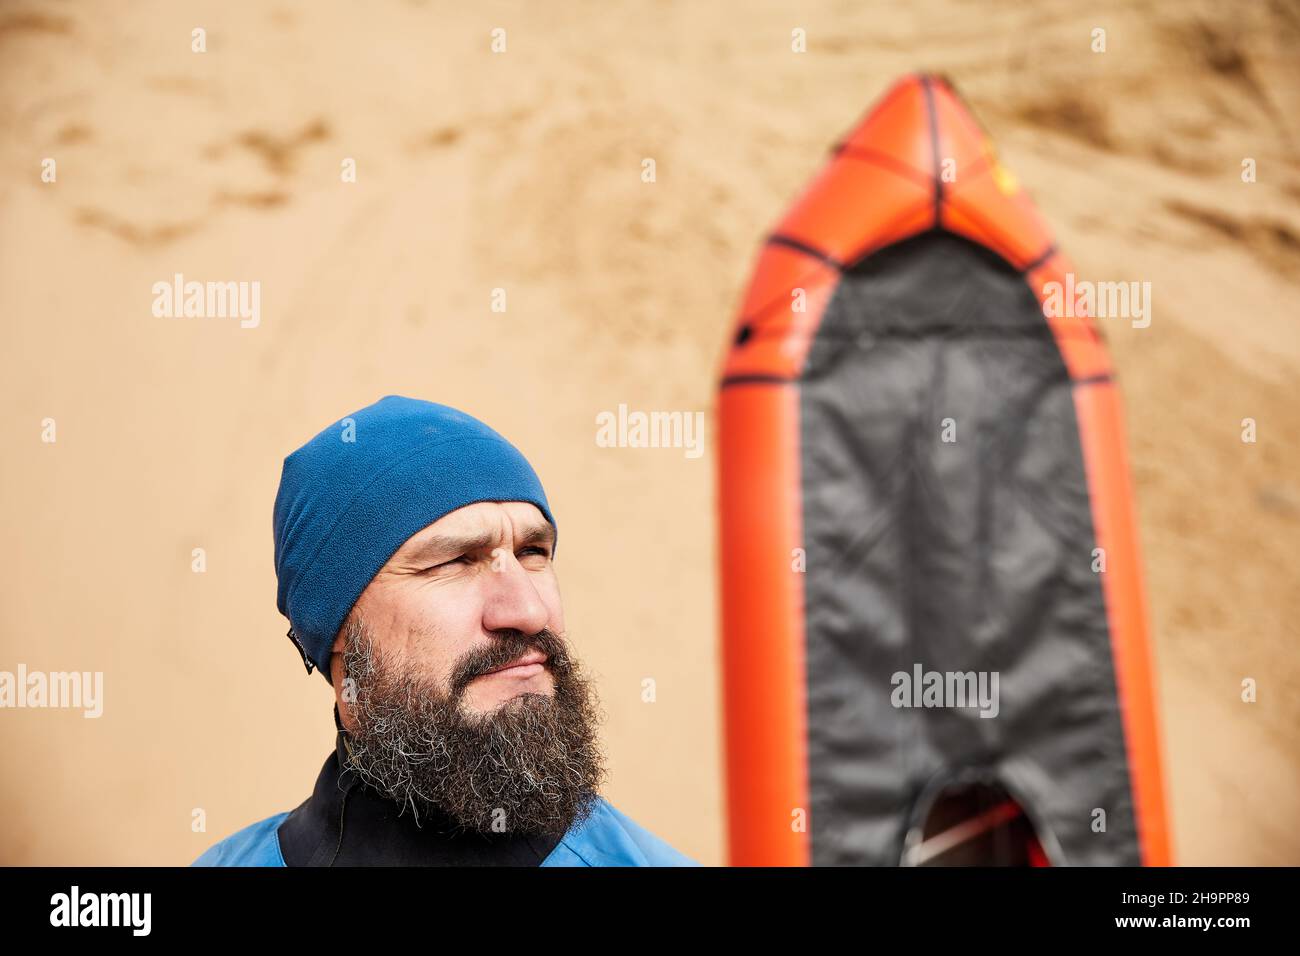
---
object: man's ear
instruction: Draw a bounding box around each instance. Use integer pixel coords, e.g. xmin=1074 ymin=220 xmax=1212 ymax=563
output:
xmin=329 ymin=627 xmax=348 ymax=687
xmin=329 ymin=640 xmax=353 ymax=730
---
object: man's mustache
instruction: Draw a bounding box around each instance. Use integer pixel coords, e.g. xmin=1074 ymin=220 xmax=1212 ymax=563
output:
xmin=447 ymin=628 xmax=571 ymax=698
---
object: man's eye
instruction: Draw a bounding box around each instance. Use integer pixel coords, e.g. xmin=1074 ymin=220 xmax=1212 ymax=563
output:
xmin=427 ymin=555 xmax=469 ymax=571
xmin=519 ymin=546 xmax=551 ymax=559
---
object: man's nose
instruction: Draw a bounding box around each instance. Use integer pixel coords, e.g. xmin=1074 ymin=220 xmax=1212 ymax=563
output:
xmin=481 ymin=549 xmax=550 ymax=636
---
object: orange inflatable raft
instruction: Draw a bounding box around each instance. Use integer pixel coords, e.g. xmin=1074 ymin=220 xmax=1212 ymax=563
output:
xmin=717 ymin=74 xmax=1171 ymax=867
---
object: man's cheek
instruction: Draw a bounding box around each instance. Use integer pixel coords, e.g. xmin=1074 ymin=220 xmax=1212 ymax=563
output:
xmin=535 ymin=576 xmax=565 ymax=625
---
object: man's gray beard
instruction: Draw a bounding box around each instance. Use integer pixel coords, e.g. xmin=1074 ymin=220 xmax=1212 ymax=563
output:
xmin=338 ymin=615 xmax=607 ymax=838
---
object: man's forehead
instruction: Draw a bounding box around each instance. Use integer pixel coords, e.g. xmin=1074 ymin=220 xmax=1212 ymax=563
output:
xmin=400 ymin=501 xmax=553 ymax=550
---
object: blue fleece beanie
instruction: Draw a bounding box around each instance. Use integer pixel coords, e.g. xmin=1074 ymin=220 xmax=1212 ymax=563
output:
xmin=273 ymin=395 xmax=556 ymax=681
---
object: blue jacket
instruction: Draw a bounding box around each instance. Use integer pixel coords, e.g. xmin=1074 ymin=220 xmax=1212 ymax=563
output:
xmin=192 ymin=795 xmax=697 ymax=867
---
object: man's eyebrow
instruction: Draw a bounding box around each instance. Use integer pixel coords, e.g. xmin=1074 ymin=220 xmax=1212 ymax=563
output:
xmin=516 ymin=523 xmax=557 ymax=548
xmin=408 ymin=531 xmax=496 ymax=559
xmin=404 ymin=523 xmax=555 ymax=561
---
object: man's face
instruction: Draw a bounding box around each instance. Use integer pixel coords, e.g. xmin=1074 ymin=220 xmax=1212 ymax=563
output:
xmin=331 ymin=500 xmax=564 ymax=721
xmin=327 ymin=500 xmax=605 ymax=836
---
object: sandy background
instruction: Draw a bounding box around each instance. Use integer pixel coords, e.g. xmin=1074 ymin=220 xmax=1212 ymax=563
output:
xmin=1 ymin=0 xmax=1297 ymax=866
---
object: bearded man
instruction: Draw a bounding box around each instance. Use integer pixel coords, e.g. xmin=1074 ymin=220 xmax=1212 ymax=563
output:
xmin=192 ymin=395 xmax=695 ymax=866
